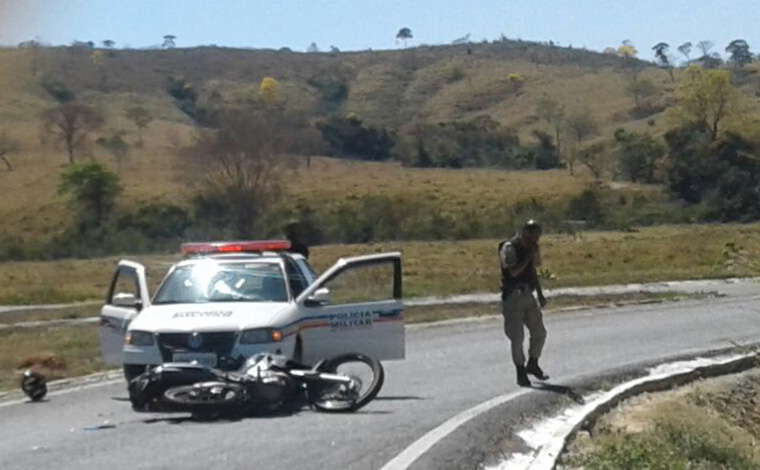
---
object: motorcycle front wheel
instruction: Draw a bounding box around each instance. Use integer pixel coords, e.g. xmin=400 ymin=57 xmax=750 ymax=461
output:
xmin=163 ymin=382 xmax=246 ymax=413
xmin=307 ymin=353 xmax=384 ymax=412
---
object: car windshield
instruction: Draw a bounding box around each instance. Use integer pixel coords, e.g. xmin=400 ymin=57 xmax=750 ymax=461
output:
xmin=153 ymin=261 xmax=288 ymax=304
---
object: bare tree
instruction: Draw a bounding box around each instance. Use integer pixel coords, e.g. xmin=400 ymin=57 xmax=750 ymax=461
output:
xmin=535 ymin=97 xmax=565 ymax=159
xmin=576 ymin=142 xmax=610 ymax=179
xmin=677 ymin=42 xmax=692 ymax=63
xmin=0 ymin=132 xmax=19 ymax=171
xmin=126 ymin=106 xmax=153 ymax=146
xmin=184 ymin=110 xmax=290 ymax=238
xmin=564 ymin=108 xmax=599 ymax=175
xmin=697 ymin=40 xmax=714 ymax=58
xmin=96 ymin=133 xmax=130 ymax=173
xmin=41 ymin=103 xmax=104 ymax=164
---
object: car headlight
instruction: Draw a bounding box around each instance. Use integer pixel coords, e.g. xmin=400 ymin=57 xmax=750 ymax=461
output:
xmin=125 ymin=330 xmax=155 ymax=346
xmin=240 ymin=328 xmax=282 ymax=344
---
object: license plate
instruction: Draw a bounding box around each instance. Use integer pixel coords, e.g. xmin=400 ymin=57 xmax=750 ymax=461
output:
xmin=172 ymin=353 xmax=217 ymax=367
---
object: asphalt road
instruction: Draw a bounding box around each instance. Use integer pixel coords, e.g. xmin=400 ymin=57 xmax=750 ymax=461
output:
xmin=2 ymin=287 xmax=760 ymax=470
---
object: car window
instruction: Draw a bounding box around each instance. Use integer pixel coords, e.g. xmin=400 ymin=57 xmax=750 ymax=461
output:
xmin=109 ymin=270 xmax=139 ymax=304
xmin=284 ymin=257 xmax=308 ymax=298
xmin=320 ymin=261 xmax=395 ymax=305
xmin=153 ymin=262 xmax=288 ymax=304
xmin=295 ymin=258 xmax=316 ymax=284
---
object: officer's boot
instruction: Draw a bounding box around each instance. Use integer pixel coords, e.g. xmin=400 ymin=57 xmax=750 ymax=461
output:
xmin=516 ymin=366 xmax=531 ymax=387
xmin=526 ymin=357 xmax=549 ymax=381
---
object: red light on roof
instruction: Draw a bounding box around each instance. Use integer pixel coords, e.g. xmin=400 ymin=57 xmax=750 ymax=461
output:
xmin=181 ymin=240 xmax=292 ymax=255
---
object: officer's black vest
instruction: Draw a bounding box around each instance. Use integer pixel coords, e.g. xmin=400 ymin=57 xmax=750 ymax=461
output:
xmin=500 ymin=236 xmax=534 ymax=291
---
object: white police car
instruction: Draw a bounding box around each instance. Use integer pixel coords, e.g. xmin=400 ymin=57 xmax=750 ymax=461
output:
xmin=99 ymin=241 xmax=405 ymax=381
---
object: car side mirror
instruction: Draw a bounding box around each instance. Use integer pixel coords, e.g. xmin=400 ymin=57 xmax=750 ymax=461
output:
xmin=305 ymin=287 xmax=330 ymax=307
xmin=112 ymin=292 xmax=142 ymax=310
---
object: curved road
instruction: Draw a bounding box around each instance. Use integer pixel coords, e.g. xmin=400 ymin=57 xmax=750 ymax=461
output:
xmin=2 ymin=286 xmax=760 ymax=470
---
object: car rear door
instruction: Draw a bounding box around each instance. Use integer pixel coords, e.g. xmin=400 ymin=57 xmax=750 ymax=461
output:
xmin=100 ymin=260 xmax=151 ymax=366
xmin=295 ymin=253 xmax=404 ymax=363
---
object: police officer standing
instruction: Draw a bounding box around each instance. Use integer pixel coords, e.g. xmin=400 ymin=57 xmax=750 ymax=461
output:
xmin=499 ymin=220 xmax=549 ymax=387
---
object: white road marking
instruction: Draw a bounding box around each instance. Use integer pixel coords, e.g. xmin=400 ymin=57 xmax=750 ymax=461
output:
xmin=379 ymin=389 xmax=531 ymax=470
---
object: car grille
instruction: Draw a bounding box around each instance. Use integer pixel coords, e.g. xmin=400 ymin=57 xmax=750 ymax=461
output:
xmin=157 ymin=332 xmax=237 ymax=362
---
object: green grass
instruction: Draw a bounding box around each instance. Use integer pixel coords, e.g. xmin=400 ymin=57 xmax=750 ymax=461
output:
xmin=0 ymin=223 xmax=758 ymax=305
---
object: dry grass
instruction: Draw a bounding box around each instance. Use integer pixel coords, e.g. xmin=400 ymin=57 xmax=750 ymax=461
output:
xmin=1 ymin=223 xmax=757 ymax=305
xmin=562 ymin=369 xmax=760 ymax=469
xmin=0 ymin=324 xmax=103 ymax=393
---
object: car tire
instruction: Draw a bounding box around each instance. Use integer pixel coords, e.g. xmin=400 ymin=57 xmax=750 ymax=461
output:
xmin=123 ymin=364 xmax=147 ymax=382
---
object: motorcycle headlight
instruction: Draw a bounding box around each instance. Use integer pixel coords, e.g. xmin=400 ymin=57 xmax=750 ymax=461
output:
xmin=125 ymin=330 xmax=155 ymax=346
xmin=240 ymin=328 xmax=282 ymax=344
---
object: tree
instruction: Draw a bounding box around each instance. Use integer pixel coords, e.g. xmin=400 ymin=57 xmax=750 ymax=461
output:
xmin=396 ymin=27 xmax=413 ymax=48
xmin=652 ymin=42 xmax=674 ymax=81
xmin=185 ymin=110 xmax=288 ymax=238
xmin=0 ymin=132 xmax=19 ymax=172
xmin=617 ymin=41 xmax=642 ymax=80
xmin=102 ymin=40 xmax=115 ymax=49
xmin=564 ymin=108 xmax=599 ymax=175
xmin=677 ymin=42 xmax=692 ymax=63
xmin=697 ymin=40 xmax=714 ymax=58
xmin=726 ymin=39 xmax=753 ymax=68
xmin=259 ymin=77 xmax=280 ymax=107
xmin=576 ymin=142 xmax=610 ymax=179
xmin=59 ymin=161 xmax=122 ymax=229
xmin=307 ymin=42 xmax=320 ymax=53
xmin=668 ymin=66 xmax=741 ymax=141
xmin=535 ymin=97 xmax=565 ymax=158
xmin=507 ymin=74 xmax=525 ymax=96
xmin=626 ymin=78 xmax=657 ymax=109
xmin=162 ymin=35 xmax=176 ymax=49
xmin=614 ymin=129 xmax=665 ymax=183
xmin=652 ymin=42 xmax=670 ymax=66
xmin=41 ymin=103 xmax=104 ymax=164
xmin=125 ymin=106 xmax=153 ymax=145
xmin=96 ymin=133 xmax=130 ymax=172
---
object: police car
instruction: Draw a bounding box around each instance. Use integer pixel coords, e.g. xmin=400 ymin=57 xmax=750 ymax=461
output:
xmin=99 ymin=240 xmax=405 ymax=381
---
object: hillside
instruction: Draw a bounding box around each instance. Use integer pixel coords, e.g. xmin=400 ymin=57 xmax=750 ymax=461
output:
xmin=0 ymin=40 xmax=757 ymax=247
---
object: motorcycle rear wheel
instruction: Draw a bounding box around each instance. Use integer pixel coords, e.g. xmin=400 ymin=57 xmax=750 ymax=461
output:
xmin=307 ymin=353 xmax=384 ymax=412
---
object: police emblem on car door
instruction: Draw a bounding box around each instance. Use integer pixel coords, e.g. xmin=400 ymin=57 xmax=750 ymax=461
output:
xmin=296 ymin=253 xmax=404 ymax=363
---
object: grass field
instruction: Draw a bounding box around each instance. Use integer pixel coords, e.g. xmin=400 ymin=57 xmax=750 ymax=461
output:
xmin=0 ymin=223 xmax=757 ymax=305
xmin=3 ymin=43 xmax=759 ymax=242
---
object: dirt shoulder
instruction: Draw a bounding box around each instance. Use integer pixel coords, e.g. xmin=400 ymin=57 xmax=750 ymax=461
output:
xmin=559 ymin=367 xmax=760 ymax=469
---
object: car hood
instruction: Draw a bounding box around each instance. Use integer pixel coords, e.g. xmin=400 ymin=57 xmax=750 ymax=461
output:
xmin=129 ymin=302 xmax=291 ymax=333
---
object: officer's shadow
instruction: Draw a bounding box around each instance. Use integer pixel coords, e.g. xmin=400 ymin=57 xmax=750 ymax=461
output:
xmin=531 ymin=382 xmax=585 ymax=405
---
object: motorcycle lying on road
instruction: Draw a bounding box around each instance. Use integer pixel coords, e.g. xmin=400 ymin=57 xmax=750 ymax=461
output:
xmin=128 ymin=352 xmax=384 ymax=416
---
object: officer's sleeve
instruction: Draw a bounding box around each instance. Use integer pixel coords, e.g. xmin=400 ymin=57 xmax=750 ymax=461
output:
xmin=500 ymin=243 xmax=518 ymax=269
xmin=534 ymin=246 xmax=542 ymax=268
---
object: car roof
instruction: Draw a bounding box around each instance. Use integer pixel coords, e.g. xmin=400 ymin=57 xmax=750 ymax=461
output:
xmin=175 ymin=252 xmax=292 ymax=267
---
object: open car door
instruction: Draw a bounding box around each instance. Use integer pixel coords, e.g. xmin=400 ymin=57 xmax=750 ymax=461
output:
xmin=296 ymin=253 xmax=404 ymax=363
xmin=100 ymin=260 xmax=150 ymax=366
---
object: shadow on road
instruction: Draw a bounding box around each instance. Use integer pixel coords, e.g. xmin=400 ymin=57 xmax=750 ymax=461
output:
xmin=532 ymin=383 xmax=586 ymax=404
xmin=374 ymin=395 xmax=425 ymax=402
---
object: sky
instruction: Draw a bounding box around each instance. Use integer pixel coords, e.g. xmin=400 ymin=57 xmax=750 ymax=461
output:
xmin=1 ymin=0 xmax=759 ymax=60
